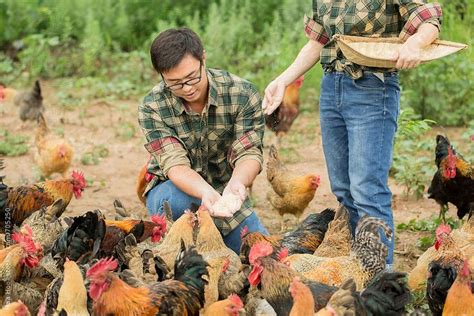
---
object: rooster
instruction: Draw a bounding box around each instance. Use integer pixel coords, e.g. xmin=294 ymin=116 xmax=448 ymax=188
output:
xmin=426 ymin=259 xmax=458 ymax=316
xmin=0 ymin=170 xmax=86 ymax=231
xmin=34 ymin=113 xmax=73 ymax=178
xmin=442 ymin=260 xmax=474 ymax=316
xmin=13 ymin=80 xmax=45 ymax=122
xmin=104 ymin=214 xmax=167 ymax=244
xmin=87 ymin=241 xmax=209 ymax=316
xmin=428 ymin=135 xmax=474 ymax=221
xmin=283 ymin=216 xmax=392 ymax=289
xmin=247 ymin=241 xmax=411 ymax=315
xmin=240 ymin=208 xmax=335 ymax=264
xmin=265 ymin=76 xmax=304 ymax=146
xmin=136 ymin=155 xmax=153 ymax=205
xmin=266 ymin=145 xmax=320 ymax=231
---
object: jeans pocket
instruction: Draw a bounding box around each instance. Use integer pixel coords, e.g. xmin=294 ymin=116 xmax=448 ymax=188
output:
xmin=352 ymin=73 xmax=385 ymax=91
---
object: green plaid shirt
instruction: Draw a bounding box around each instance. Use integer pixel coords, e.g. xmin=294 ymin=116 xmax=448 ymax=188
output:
xmin=138 ymin=68 xmax=264 ymax=235
xmin=304 ymin=0 xmax=443 ymax=78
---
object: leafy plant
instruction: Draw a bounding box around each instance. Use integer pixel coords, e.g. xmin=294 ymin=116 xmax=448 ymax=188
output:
xmin=0 ymin=130 xmax=29 ymax=156
xmin=116 ymin=122 xmax=136 ymax=141
xmin=80 ymin=145 xmax=109 ymax=165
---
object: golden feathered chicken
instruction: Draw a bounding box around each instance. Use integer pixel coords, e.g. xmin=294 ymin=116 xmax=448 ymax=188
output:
xmin=35 ymin=113 xmax=73 ymax=178
xmin=266 ymin=145 xmax=320 ymax=231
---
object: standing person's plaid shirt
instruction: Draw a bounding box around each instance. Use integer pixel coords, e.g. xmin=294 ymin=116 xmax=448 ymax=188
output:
xmin=304 ymin=0 xmax=443 ymax=78
xmin=138 ymin=68 xmax=264 ymax=235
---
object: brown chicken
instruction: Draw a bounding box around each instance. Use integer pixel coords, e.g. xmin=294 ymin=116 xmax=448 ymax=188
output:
xmin=265 ymin=76 xmax=304 ymax=146
xmin=313 ymin=204 xmax=352 ymax=258
xmin=202 ymin=294 xmax=244 ymax=316
xmin=283 ymin=216 xmax=392 ymax=289
xmin=34 ymin=113 xmax=73 ymax=178
xmin=13 ymin=80 xmax=45 ymax=122
xmin=195 ymin=207 xmax=244 ymax=305
xmin=0 ymin=170 xmax=86 ymax=230
xmin=442 ymin=260 xmax=474 ymax=316
xmin=428 ymin=135 xmax=474 ymax=220
xmin=408 ymin=222 xmax=471 ymax=291
xmin=105 ymin=214 xmax=167 ymax=244
xmin=0 ymin=226 xmax=43 ymax=280
xmin=155 ymin=209 xmax=197 ymax=270
xmin=136 ymin=155 xmax=153 ymax=205
xmin=0 ymin=300 xmax=30 ymax=316
xmin=86 ymin=242 xmax=208 ymax=316
xmin=266 ymin=145 xmax=320 ymax=231
xmin=247 ymin=242 xmax=411 ymax=315
xmin=289 ymin=277 xmax=315 ymax=316
xmin=240 ymin=208 xmax=335 ymax=264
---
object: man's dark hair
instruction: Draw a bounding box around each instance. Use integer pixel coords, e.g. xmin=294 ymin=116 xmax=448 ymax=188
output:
xmin=150 ymin=28 xmax=204 ymax=73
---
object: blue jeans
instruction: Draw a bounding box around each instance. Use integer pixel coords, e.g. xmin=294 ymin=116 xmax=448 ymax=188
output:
xmin=146 ymin=180 xmax=269 ymax=254
xmin=319 ymin=71 xmax=400 ymax=265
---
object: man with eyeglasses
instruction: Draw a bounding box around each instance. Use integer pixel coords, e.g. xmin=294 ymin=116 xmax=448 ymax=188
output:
xmin=138 ymin=28 xmax=268 ymax=254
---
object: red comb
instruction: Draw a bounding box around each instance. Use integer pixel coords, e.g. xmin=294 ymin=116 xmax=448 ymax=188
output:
xmin=86 ymin=257 xmax=118 ymax=278
xmin=151 ymin=214 xmax=166 ymax=227
xmin=249 ymin=241 xmax=273 ymax=265
xmin=277 ymin=248 xmax=289 ymax=262
xmin=436 ymin=224 xmax=452 ymax=237
xmin=228 ymin=294 xmax=244 ymax=309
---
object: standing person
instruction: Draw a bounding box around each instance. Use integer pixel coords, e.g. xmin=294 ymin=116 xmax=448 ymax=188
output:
xmin=138 ymin=28 xmax=268 ymax=254
xmin=262 ymin=1 xmax=442 ymax=268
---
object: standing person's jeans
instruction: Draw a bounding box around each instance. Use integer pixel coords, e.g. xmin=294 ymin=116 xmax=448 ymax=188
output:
xmin=146 ymin=180 xmax=269 ymax=254
xmin=319 ymin=71 xmax=400 ymax=266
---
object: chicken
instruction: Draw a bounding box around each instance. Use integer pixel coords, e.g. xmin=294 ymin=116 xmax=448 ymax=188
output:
xmin=13 ymin=80 xmax=44 ymax=122
xmin=202 ymin=294 xmax=244 ymax=316
xmin=195 ymin=207 xmax=243 ymax=305
xmin=51 ymin=210 xmax=106 ymax=267
xmin=283 ymin=216 xmax=391 ymax=289
xmin=0 ymin=170 xmax=86 ymax=230
xmin=443 ymin=260 xmax=474 ymax=316
xmin=428 ymin=135 xmax=474 ymax=220
xmin=34 ymin=113 xmax=73 ymax=178
xmin=104 ymin=214 xmax=167 ymax=244
xmin=266 ymin=145 xmax=320 ymax=231
xmin=408 ymin=222 xmax=471 ymax=291
xmin=315 ymin=279 xmax=358 ymax=316
xmin=136 ymin=156 xmax=153 ymax=205
xmin=289 ymin=277 xmax=315 ymax=316
xmin=86 ymin=241 xmax=209 ymax=316
xmin=0 ymin=225 xmax=43 ymax=284
xmin=313 ymin=204 xmax=352 ymax=258
xmin=20 ymin=199 xmax=67 ymax=252
xmin=155 ymin=209 xmax=196 ymax=270
xmin=265 ymin=76 xmax=304 ymax=146
xmin=426 ymin=259 xmax=458 ymax=316
xmin=56 ymin=259 xmax=90 ymax=315
xmin=247 ymin=241 xmax=411 ymax=315
xmin=0 ymin=300 xmax=30 ymax=316
xmin=0 ymin=86 xmax=18 ymax=103
xmin=240 ymin=208 xmax=335 ymax=264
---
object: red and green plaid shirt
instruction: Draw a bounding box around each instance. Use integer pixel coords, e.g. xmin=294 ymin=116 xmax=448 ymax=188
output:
xmin=138 ymin=68 xmax=264 ymax=235
xmin=304 ymin=0 xmax=443 ymax=78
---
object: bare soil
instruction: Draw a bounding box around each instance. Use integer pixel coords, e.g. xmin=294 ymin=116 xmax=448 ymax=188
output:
xmin=0 ymin=82 xmax=467 ymax=272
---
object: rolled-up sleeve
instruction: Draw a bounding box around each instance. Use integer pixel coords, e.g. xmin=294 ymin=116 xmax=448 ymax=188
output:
xmin=395 ymin=0 xmax=442 ymax=40
xmin=228 ymin=86 xmax=264 ymax=170
xmin=138 ymin=100 xmax=190 ymax=176
xmin=304 ymin=0 xmax=330 ymax=45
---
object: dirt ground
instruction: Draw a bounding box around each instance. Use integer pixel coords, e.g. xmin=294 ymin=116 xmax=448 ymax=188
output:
xmin=0 ymin=82 xmax=466 ymax=272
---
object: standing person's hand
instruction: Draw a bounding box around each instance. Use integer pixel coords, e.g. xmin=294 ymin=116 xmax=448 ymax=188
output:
xmin=393 ymin=38 xmax=423 ymax=69
xmin=201 ymin=187 xmax=221 ymax=211
xmin=262 ymin=79 xmax=286 ymax=115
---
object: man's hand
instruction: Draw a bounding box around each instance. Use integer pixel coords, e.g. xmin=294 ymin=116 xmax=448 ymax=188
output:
xmin=393 ymin=38 xmax=423 ymax=69
xmin=262 ymin=79 xmax=286 ymax=115
xmin=223 ymin=179 xmax=247 ymax=202
xmin=201 ymin=188 xmax=221 ymax=211
xmin=208 ymin=180 xmax=246 ymax=218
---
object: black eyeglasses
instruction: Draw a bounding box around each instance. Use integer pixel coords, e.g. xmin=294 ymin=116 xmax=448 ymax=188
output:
xmin=161 ymin=61 xmax=203 ymax=91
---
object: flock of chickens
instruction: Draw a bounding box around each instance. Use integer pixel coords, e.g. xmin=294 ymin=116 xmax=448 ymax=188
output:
xmin=0 ymin=79 xmax=473 ymax=315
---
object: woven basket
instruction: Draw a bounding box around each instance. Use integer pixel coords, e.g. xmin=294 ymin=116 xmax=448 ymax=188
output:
xmin=333 ymin=35 xmax=468 ymax=68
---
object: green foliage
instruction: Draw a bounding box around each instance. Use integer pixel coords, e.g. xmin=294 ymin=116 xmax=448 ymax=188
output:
xmin=0 ymin=129 xmax=29 ymax=156
xmin=391 ymin=107 xmax=436 ymax=198
xmin=81 ymin=145 xmax=109 ymax=165
xmin=116 ymin=122 xmax=137 ymax=141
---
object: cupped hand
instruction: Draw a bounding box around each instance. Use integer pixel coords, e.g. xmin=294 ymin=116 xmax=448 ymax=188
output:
xmin=201 ymin=188 xmax=221 ymax=212
xmin=262 ymin=79 xmax=286 ymax=115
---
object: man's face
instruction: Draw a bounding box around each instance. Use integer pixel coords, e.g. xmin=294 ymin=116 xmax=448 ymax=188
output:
xmin=161 ymin=54 xmax=207 ymax=103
